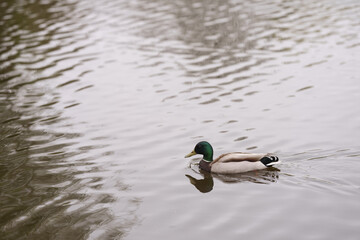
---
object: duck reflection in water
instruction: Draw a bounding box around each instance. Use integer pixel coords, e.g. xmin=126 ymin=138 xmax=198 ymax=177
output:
xmin=186 ymin=170 xmax=214 ymax=193
xmin=186 ymin=164 xmax=280 ymax=193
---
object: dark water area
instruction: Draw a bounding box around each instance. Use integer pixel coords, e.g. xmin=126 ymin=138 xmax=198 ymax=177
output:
xmin=1 ymin=0 xmax=359 ymax=239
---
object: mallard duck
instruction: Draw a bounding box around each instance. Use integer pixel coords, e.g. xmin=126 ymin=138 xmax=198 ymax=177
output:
xmin=185 ymin=141 xmax=280 ymax=174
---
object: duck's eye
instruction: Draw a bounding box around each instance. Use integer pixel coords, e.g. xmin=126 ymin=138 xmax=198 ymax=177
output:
xmin=195 ymin=145 xmax=202 ymax=153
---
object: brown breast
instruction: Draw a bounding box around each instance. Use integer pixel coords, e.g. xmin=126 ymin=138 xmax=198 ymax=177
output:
xmin=199 ymin=160 xmax=211 ymax=172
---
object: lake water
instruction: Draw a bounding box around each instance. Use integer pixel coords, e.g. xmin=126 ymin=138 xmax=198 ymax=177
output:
xmin=1 ymin=0 xmax=360 ymax=239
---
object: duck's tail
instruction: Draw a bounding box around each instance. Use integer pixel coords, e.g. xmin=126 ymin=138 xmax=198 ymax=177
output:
xmin=260 ymin=155 xmax=280 ymax=167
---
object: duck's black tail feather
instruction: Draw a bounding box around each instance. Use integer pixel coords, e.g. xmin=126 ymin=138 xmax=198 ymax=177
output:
xmin=260 ymin=155 xmax=280 ymax=167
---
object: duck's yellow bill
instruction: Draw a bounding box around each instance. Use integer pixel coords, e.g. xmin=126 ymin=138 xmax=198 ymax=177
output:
xmin=185 ymin=150 xmax=196 ymax=158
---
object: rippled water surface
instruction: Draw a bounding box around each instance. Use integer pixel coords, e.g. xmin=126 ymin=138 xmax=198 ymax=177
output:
xmin=1 ymin=0 xmax=360 ymax=239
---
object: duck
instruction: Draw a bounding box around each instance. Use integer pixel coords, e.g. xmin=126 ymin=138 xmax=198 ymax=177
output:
xmin=185 ymin=141 xmax=280 ymax=174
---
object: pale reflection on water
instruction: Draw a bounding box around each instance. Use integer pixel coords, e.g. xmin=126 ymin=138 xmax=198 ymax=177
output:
xmin=1 ymin=0 xmax=360 ymax=239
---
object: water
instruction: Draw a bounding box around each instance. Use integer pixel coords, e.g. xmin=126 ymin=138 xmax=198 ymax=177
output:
xmin=1 ymin=0 xmax=360 ymax=239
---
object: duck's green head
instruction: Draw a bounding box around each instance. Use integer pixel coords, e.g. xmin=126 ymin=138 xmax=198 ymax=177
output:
xmin=185 ymin=141 xmax=214 ymax=162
